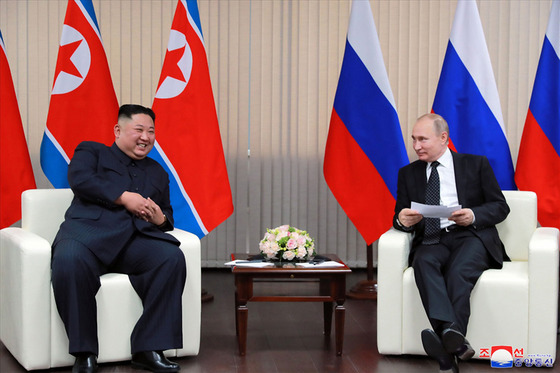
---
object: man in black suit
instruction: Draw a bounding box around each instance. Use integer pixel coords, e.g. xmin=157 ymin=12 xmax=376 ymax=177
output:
xmin=51 ymin=104 xmax=185 ymax=373
xmin=393 ymin=113 xmax=510 ymax=373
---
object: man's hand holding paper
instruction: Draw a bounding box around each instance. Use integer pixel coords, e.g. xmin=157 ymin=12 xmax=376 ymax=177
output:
xmin=411 ymin=202 xmax=461 ymax=218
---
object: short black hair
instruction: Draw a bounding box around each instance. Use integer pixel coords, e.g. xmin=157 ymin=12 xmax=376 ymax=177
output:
xmin=118 ymin=104 xmax=155 ymax=123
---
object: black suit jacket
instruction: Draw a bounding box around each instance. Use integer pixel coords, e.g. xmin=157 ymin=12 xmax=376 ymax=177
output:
xmin=53 ymin=141 xmax=179 ymax=265
xmin=393 ymin=151 xmax=510 ymax=268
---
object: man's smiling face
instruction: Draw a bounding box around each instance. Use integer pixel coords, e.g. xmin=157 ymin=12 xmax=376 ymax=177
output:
xmin=114 ymin=113 xmax=155 ymax=160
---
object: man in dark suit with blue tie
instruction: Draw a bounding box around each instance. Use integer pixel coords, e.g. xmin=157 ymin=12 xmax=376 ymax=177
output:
xmin=393 ymin=113 xmax=510 ymax=373
xmin=51 ymin=104 xmax=185 ymax=373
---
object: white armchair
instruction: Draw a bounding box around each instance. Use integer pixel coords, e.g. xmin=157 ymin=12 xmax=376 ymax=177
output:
xmin=377 ymin=190 xmax=559 ymax=362
xmin=0 ymin=189 xmax=201 ymax=370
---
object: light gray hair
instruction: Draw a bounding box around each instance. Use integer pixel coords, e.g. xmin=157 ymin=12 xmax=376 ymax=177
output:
xmin=417 ymin=113 xmax=449 ymax=143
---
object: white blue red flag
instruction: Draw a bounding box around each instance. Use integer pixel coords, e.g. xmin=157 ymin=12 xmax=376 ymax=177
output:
xmin=0 ymin=30 xmax=37 ymax=228
xmin=150 ymin=0 xmax=233 ymax=237
xmin=432 ymin=0 xmax=516 ymax=190
xmin=516 ymin=0 xmax=560 ymax=230
xmin=40 ymin=0 xmax=118 ymax=188
xmin=323 ymin=0 xmax=409 ymax=245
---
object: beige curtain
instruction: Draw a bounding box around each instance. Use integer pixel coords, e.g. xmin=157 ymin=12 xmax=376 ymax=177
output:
xmin=0 ymin=0 xmax=552 ymax=267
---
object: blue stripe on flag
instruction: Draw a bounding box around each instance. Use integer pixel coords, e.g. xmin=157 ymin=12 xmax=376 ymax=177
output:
xmin=148 ymin=149 xmax=206 ymax=238
xmin=433 ymin=42 xmax=516 ymax=190
xmin=39 ymin=134 xmax=70 ymax=188
xmin=333 ymin=41 xmax=408 ymax=198
xmin=529 ymin=37 xmax=560 ymax=157
xmin=78 ymin=0 xmax=100 ymax=32
xmin=186 ymin=0 xmax=203 ymax=37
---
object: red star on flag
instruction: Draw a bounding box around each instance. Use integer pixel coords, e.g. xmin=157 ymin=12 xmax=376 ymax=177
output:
xmin=54 ymin=39 xmax=83 ymax=82
xmin=157 ymin=43 xmax=187 ymax=91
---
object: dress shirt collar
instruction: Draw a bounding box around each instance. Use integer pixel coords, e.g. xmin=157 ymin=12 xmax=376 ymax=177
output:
xmin=427 ymin=147 xmax=453 ymax=171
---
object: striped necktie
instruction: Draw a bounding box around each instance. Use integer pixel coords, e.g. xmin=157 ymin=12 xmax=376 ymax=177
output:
xmin=423 ymin=161 xmax=440 ymax=245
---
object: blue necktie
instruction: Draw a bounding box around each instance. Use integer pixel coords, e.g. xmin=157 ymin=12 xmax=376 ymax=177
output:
xmin=423 ymin=161 xmax=440 ymax=245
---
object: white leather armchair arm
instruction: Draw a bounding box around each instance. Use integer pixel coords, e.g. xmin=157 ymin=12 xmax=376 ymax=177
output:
xmin=167 ymin=228 xmax=202 ymax=356
xmin=377 ymin=228 xmax=413 ymax=355
xmin=528 ymin=227 xmax=560 ymax=358
xmin=0 ymin=227 xmax=53 ymax=370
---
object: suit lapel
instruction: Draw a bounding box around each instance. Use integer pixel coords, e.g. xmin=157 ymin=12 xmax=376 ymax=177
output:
xmin=413 ymin=161 xmax=428 ymax=203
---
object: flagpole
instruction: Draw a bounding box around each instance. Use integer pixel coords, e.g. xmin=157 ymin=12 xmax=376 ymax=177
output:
xmin=346 ymin=243 xmax=377 ymax=300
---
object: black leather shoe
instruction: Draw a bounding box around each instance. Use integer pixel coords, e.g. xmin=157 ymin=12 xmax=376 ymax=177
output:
xmin=131 ymin=351 xmax=180 ymax=372
xmin=72 ymin=353 xmax=97 ymax=373
xmin=441 ymin=327 xmax=475 ymax=360
xmin=421 ymin=329 xmax=459 ymax=373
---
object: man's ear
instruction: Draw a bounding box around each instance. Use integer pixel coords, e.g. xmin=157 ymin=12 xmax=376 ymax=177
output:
xmin=114 ymin=123 xmax=120 ymax=138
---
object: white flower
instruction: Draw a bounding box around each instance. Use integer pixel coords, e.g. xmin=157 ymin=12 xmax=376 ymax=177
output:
xmin=282 ymin=250 xmax=296 ymax=261
xmin=296 ymin=247 xmax=307 ymax=258
xmin=276 ymin=230 xmax=289 ymax=241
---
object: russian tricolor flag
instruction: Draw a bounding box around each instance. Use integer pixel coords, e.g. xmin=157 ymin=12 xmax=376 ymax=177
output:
xmin=432 ymin=0 xmax=516 ymax=190
xmin=516 ymin=0 xmax=560 ymax=230
xmin=151 ymin=0 xmax=233 ymax=238
xmin=324 ymin=0 xmax=408 ymax=245
xmin=40 ymin=0 xmax=118 ymax=188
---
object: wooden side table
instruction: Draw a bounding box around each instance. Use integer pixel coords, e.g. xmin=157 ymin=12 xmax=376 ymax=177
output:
xmin=231 ymin=253 xmax=352 ymax=356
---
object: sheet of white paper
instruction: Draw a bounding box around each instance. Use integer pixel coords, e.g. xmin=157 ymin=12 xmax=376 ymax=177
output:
xmin=224 ymin=260 xmax=241 ymax=266
xmin=235 ymin=262 xmax=275 ymax=268
xmin=296 ymin=261 xmax=345 ymax=268
xmin=411 ymin=202 xmax=461 ymax=218
xmin=224 ymin=260 xmax=275 ymax=268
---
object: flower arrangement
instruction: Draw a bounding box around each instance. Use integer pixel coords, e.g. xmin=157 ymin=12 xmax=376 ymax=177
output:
xmin=259 ymin=225 xmax=315 ymax=262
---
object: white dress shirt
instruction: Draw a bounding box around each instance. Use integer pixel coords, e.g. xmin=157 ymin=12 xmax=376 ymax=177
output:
xmin=427 ymin=148 xmax=459 ymax=229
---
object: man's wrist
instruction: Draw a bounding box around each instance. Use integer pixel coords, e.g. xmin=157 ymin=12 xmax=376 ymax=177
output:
xmin=157 ymin=214 xmax=167 ymax=228
xmin=158 ymin=214 xmax=167 ymax=228
xmin=396 ymin=216 xmax=414 ymax=232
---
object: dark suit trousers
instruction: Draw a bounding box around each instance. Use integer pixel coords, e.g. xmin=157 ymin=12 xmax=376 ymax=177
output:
xmin=411 ymin=229 xmax=491 ymax=335
xmin=51 ymin=234 xmax=186 ymax=355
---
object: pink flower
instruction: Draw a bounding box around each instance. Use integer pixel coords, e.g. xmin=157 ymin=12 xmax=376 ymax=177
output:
xmin=265 ymin=232 xmax=276 ymax=242
xmin=259 ymin=241 xmax=270 ymax=252
xmin=282 ymin=250 xmax=296 ymax=261
xmin=286 ymin=238 xmax=298 ymax=250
